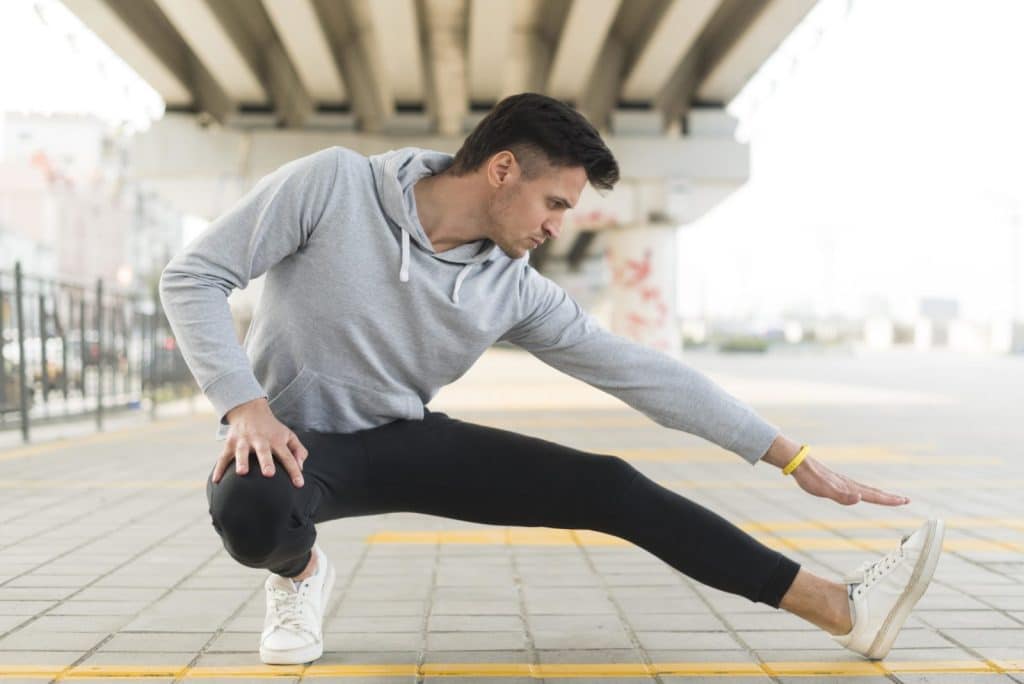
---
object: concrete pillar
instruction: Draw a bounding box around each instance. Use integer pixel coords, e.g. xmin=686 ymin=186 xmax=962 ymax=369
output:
xmin=606 ymin=221 xmax=681 ymax=359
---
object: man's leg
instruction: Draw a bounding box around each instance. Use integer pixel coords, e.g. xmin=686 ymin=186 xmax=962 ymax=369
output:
xmin=205 ymin=430 xmax=369 ymax=579
xmin=354 ymin=410 xmax=804 ymax=610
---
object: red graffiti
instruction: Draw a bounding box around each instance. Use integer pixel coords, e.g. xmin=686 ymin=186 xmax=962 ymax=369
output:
xmin=607 ymin=246 xmax=671 ymax=341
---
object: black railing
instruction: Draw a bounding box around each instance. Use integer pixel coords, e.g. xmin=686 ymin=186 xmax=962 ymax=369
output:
xmin=0 ymin=261 xmax=197 ymax=442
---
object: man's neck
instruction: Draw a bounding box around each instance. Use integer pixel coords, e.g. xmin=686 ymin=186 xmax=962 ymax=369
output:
xmin=413 ymin=171 xmax=490 ymax=252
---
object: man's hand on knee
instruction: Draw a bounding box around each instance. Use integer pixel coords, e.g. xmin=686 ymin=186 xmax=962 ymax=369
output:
xmin=211 ymin=398 xmax=308 ymax=488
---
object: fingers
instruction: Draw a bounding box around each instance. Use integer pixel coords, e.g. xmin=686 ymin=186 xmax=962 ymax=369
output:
xmin=211 ymin=446 xmax=232 ymax=484
xmin=234 ymin=440 xmax=251 ymax=476
xmin=288 ymin=432 xmax=309 ymax=471
xmin=849 ymin=478 xmax=910 ymax=506
xmin=272 ymin=441 xmax=305 ymax=487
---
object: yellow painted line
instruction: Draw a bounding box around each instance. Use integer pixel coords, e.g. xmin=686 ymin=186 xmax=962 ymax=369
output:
xmin=365 ymin=529 xmax=1024 ymax=553
xmin=0 ymin=414 xmax=201 ymax=463
xmin=1 ymin=660 xmax=1020 ymax=679
xmin=0 ymin=479 xmax=203 ymax=490
xmin=664 ymin=478 xmax=1024 ymax=490
xmin=737 ymin=516 xmax=1024 ymax=533
xmin=614 ymin=447 xmax=1002 ymax=465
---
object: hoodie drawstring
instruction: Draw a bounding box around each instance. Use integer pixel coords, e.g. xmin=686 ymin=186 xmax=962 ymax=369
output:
xmin=452 ymin=263 xmax=473 ymax=305
xmin=399 ymin=229 xmax=410 ymax=282
xmin=398 ymin=227 xmax=475 ymax=305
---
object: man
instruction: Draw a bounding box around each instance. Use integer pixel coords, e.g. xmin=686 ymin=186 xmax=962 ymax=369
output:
xmin=159 ymin=93 xmax=944 ymax=666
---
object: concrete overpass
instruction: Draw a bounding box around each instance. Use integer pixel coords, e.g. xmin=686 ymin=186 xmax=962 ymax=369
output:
xmin=62 ymin=0 xmax=817 ymax=352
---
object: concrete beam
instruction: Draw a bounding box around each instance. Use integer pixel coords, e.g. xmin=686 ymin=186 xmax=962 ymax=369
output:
xmin=578 ymin=0 xmax=673 ymax=131
xmin=261 ymin=0 xmax=348 ymax=106
xmin=655 ymin=0 xmax=769 ymax=129
xmin=205 ymin=0 xmax=315 ymax=128
xmin=466 ymin=0 xmax=513 ymax=105
xmin=80 ymin=0 xmax=235 ymax=123
xmin=312 ymin=0 xmax=392 ymax=133
xmin=698 ymin=0 xmax=817 ymax=103
xmin=621 ymin=0 xmax=719 ymax=102
xmin=546 ymin=0 xmax=619 ymax=103
xmin=419 ymin=0 xmax=469 ymax=137
xmin=152 ymin=0 xmax=266 ymax=105
xmin=366 ymin=0 xmax=426 ymax=107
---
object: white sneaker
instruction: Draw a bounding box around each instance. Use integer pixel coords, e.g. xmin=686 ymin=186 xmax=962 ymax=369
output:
xmin=259 ymin=543 xmax=336 ymax=665
xmin=832 ymin=519 xmax=945 ymax=660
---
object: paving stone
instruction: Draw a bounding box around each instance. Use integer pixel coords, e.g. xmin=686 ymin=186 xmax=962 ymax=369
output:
xmin=627 ymin=613 xmax=727 ymax=631
xmin=203 ymin=631 xmax=257 ymax=652
xmin=722 ymin=612 xmax=813 ymax=631
xmin=0 ymin=630 xmax=108 ymax=651
xmin=338 ymin=600 xmax=427 ymax=617
xmin=71 ymin=651 xmax=197 ymax=668
xmin=427 ymin=614 xmax=523 ymax=632
xmin=735 ymin=629 xmax=838 ymax=650
xmin=532 ymin=628 xmax=633 ymax=650
xmin=941 ymin=629 xmax=1024 ymax=647
xmin=635 ymin=631 xmax=741 ymax=651
xmin=535 ymin=648 xmax=646 ymax=663
xmin=328 ymin=614 xmax=427 ymax=632
xmin=0 ymin=587 xmax=77 ymax=601
xmin=0 ymin=601 xmax=56 ymax=615
xmin=426 ymin=630 xmax=527 ymax=651
xmin=98 ymin=631 xmax=213 ymax=652
xmin=917 ymin=611 xmax=1022 ymax=629
xmin=46 ymin=599 xmax=150 ymax=616
xmin=422 ymin=649 xmax=532 ymax=666
xmin=326 ymin=631 xmax=423 ymax=651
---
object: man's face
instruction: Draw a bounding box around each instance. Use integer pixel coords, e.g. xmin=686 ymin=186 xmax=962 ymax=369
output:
xmin=485 ymin=160 xmax=587 ymax=260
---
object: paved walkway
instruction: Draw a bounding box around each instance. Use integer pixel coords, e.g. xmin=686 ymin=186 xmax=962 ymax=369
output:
xmin=0 ymin=348 xmax=1021 ymax=682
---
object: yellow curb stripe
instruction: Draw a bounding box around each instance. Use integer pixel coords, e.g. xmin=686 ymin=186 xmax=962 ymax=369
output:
xmin=738 ymin=517 xmax=1024 ymax=533
xmin=665 ymin=478 xmax=1024 ymax=490
xmin=365 ymin=529 xmax=1024 ymax=553
xmin=2 ymin=660 xmax=1020 ymax=679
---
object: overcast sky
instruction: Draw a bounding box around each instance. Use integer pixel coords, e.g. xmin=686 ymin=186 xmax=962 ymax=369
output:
xmin=678 ymin=0 xmax=1024 ymax=323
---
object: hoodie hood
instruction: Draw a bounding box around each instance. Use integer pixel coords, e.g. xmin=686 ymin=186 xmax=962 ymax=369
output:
xmin=368 ymin=146 xmax=500 ymax=305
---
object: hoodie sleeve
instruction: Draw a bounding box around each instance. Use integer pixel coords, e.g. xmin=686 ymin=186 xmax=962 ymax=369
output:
xmin=158 ymin=146 xmax=341 ymax=426
xmin=497 ymin=264 xmax=780 ymax=465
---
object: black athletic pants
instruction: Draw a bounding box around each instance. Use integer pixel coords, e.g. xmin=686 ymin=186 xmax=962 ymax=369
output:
xmin=206 ymin=408 xmax=801 ymax=608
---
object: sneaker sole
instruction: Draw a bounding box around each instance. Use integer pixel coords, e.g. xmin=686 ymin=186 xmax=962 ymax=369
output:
xmin=259 ymin=559 xmax=337 ymax=665
xmin=866 ymin=518 xmax=945 ymax=659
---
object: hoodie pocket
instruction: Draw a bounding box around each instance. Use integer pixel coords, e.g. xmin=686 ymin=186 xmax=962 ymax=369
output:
xmin=267 ymin=366 xmax=420 ymax=433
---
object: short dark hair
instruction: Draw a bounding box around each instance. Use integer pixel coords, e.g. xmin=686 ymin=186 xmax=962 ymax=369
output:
xmin=449 ymin=93 xmax=620 ymax=192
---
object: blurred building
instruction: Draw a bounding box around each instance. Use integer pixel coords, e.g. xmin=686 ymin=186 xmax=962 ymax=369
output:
xmin=0 ymin=112 xmax=183 ymax=292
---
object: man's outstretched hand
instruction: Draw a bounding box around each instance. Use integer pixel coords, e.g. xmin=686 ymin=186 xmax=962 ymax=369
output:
xmin=791 ymin=455 xmax=909 ymax=506
xmin=762 ymin=435 xmax=910 ymax=506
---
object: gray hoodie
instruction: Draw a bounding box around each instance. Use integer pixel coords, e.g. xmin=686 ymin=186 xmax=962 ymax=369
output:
xmin=158 ymin=146 xmax=779 ymax=464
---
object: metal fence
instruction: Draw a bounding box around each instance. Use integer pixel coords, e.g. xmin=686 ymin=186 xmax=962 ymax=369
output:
xmin=0 ymin=261 xmax=197 ymax=442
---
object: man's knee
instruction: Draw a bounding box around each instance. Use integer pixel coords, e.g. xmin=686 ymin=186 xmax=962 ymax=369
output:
xmin=207 ymin=458 xmax=294 ymax=565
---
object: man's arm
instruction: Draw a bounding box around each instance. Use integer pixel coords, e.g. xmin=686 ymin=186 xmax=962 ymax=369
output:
xmin=498 ymin=264 xmax=779 ymax=465
xmin=500 ymin=265 xmax=912 ymax=506
xmin=158 ymin=146 xmax=340 ymax=425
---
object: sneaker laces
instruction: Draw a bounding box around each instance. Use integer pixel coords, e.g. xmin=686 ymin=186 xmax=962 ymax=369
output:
xmin=267 ymin=583 xmax=317 ymax=638
xmin=845 ymin=534 xmax=910 ymax=591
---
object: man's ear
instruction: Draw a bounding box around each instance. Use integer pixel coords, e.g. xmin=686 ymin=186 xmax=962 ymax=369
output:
xmin=487 ymin=151 xmax=517 ymax=187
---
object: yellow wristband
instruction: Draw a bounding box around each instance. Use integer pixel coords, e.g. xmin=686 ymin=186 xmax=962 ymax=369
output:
xmin=782 ymin=445 xmax=809 ymax=476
